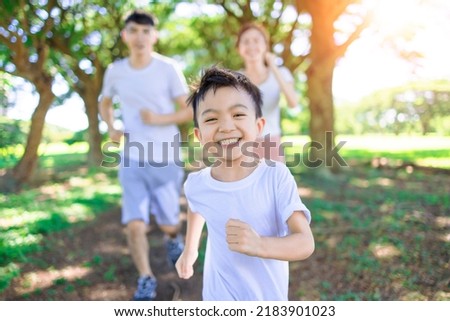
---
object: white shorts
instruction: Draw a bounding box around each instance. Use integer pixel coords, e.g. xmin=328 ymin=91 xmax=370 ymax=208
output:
xmin=119 ymin=159 xmax=184 ymax=226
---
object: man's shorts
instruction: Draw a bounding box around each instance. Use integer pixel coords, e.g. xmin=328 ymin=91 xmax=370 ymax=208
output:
xmin=119 ymin=159 xmax=184 ymax=226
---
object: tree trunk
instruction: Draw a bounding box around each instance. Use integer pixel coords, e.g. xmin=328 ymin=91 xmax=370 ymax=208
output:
xmin=84 ymin=92 xmax=103 ymax=166
xmin=305 ymin=2 xmax=340 ymax=172
xmin=306 ymin=58 xmax=337 ymax=171
xmin=1 ymin=84 xmax=54 ymax=192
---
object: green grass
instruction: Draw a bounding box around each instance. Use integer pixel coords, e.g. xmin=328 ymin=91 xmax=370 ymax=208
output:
xmin=293 ymin=161 xmax=449 ymax=300
xmin=1 ymin=135 xmax=449 ymax=299
xmin=0 ymin=142 xmax=89 ymax=169
xmin=283 ymin=134 xmax=450 ymax=169
xmin=0 ymin=154 xmax=120 ymax=292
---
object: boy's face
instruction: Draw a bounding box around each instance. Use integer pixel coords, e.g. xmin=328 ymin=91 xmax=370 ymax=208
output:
xmin=121 ymin=22 xmax=157 ymax=55
xmin=194 ymin=86 xmax=265 ymax=163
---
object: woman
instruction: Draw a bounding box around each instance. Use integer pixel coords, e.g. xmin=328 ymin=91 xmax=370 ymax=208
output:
xmin=236 ymin=23 xmax=298 ymax=162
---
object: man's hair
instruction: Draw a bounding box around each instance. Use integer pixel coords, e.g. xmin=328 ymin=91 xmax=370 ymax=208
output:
xmin=124 ymin=10 xmax=158 ymax=27
xmin=187 ymin=67 xmax=263 ymax=128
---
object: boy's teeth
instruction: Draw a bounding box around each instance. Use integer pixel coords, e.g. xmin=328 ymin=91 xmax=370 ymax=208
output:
xmin=219 ymin=138 xmax=239 ymax=146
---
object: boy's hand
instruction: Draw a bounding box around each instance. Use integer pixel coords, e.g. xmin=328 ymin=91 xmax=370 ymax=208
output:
xmin=226 ymin=219 xmax=262 ymax=257
xmin=175 ymin=250 xmax=198 ymax=279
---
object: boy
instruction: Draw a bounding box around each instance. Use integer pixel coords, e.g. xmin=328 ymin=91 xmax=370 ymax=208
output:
xmin=176 ymin=67 xmax=314 ymax=300
xmin=98 ymin=10 xmax=192 ymax=300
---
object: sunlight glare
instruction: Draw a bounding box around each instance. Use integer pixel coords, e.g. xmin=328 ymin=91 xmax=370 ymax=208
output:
xmin=334 ymin=0 xmax=450 ymax=102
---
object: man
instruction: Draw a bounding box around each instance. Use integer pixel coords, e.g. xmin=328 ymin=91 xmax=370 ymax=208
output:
xmin=98 ymin=10 xmax=192 ymax=300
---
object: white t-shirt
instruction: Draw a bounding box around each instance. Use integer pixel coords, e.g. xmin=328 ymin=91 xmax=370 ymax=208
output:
xmin=101 ymin=53 xmax=188 ymax=163
xmin=184 ymin=161 xmax=311 ymax=301
xmin=257 ymin=66 xmax=294 ymax=136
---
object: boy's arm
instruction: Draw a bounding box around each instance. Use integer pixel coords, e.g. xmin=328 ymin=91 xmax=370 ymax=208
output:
xmin=98 ymin=96 xmax=123 ymax=143
xmin=226 ymin=211 xmax=314 ymax=261
xmin=176 ymin=207 xmax=205 ymax=279
xmin=140 ymin=94 xmax=193 ymax=125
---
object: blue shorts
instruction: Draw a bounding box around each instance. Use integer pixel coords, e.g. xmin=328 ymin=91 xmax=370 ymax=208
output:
xmin=118 ymin=159 xmax=184 ymax=226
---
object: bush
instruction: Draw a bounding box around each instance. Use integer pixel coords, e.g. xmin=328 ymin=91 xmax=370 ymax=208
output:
xmin=64 ymin=130 xmax=87 ymax=145
xmin=0 ymin=120 xmax=26 ymax=149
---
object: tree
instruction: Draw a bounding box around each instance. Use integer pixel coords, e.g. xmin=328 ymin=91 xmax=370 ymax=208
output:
xmin=352 ymin=81 xmax=450 ymax=135
xmin=213 ymin=0 xmax=371 ymax=172
xmin=0 ymin=0 xmax=58 ymax=192
xmin=48 ymin=1 xmax=130 ymax=166
xmin=295 ymin=0 xmax=372 ymax=171
xmin=50 ymin=1 xmax=180 ymax=165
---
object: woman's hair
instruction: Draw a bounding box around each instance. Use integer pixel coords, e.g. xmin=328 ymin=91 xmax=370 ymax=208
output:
xmin=236 ymin=22 xmax=270 ymax=48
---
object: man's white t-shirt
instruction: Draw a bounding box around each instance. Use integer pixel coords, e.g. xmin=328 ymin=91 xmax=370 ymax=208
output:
xmin=101 ymin=53 xmax=188 ymax=163
xmin=184 ymin=161 xmax=311 ymax=300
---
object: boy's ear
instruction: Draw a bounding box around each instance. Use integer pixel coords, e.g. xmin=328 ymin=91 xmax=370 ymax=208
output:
xmin=256 ymin=117 xmax=266 ymax=136
xmin=194 ymin=127 xmax=202 ymax=142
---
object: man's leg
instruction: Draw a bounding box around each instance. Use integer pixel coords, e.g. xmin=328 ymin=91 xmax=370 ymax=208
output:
xmin=125 ymin=220 xmax=158 ymax=300
xmin=126 ymin=220 xmax=153 ymax=277
xmin=150 ymin=164 xmax=185 ymax=267
xmin=120 ymin=162 xmax=157 ymax=300
xmin=159 ymin=223 xmax=180 ymax=238
xmin=160 ymin=223 xmax=184 ymax=267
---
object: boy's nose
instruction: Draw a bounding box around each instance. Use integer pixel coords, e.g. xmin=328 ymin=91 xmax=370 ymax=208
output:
xmin=218 ymin=117 xmax=235 ymax=132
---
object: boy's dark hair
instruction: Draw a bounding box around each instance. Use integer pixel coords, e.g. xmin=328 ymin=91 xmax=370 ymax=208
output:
xmin=187 ymin=67 xmax=263 ymax=128
xmin=124 ymin=10 xmax=158 ymax=27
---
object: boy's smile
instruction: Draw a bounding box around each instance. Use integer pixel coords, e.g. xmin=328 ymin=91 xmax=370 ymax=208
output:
xmin=194 ymin=86 xmax=265 ymax=163
xmin=218 ymin=137 xmax=240 ymax=148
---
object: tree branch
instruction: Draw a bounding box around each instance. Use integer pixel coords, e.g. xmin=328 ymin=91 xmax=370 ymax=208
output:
xmin=334 ymin=11 xmax=372 ymax=61
xmin=217 ymin=0 xmax=241 ymax=22
xmin=294 ymin=0 xmax=308 ymax=13
xmin=0 ymin=33 xmax=20 ymax=53
xmin=332 ymin=0 xmax=357 ymax=21
xmin=290 ymin=53 xmax=309 ymax=72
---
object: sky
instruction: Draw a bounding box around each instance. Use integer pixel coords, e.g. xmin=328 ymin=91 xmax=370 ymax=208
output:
xmin=333 ymin=0 xmax=450 ymax=103
xmin=5 ymin=0 xmax=450 ymax=132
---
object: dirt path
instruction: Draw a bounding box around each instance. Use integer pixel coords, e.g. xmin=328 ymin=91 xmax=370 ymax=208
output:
xmin=1 ymin=208 xmax=203 ymax=301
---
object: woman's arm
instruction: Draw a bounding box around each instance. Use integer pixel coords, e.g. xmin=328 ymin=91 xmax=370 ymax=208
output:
xmin=265 ymin=52 xmax=298 ymax=108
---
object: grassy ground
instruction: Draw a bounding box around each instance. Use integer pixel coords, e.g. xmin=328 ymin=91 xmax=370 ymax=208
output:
xmin=0 ymin=135 xmax=449 ymax=300
xmin=290 ymin=164 xmax=449 ymax=300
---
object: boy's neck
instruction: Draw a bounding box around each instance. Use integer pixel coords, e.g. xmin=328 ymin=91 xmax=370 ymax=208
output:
xmin=210 ymin=158 xmax=260 ymax=182
xmin=128 ymin=51 xmax=153 ymax=69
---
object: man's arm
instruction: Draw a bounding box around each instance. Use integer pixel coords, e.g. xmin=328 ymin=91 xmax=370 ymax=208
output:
xmin=140 ymin=94 xmax=193 ymax=125
xmin=226 ymin=211 xmax=314 ymax=261
xmin=98 ymin=96 xmax=123 ymax=143
xmin=175 ymin=207 xmax=205 ymax=279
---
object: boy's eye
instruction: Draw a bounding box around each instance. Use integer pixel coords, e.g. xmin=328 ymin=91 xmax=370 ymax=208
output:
xmin=234 ymin=113 xmax=246 ymax=118
xmin=204 ymin=118 xmax=217 ymax=123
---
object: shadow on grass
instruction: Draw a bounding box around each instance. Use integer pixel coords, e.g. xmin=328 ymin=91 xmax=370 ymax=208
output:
xmin=289 ymin=164 xmax=450 ymax=300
